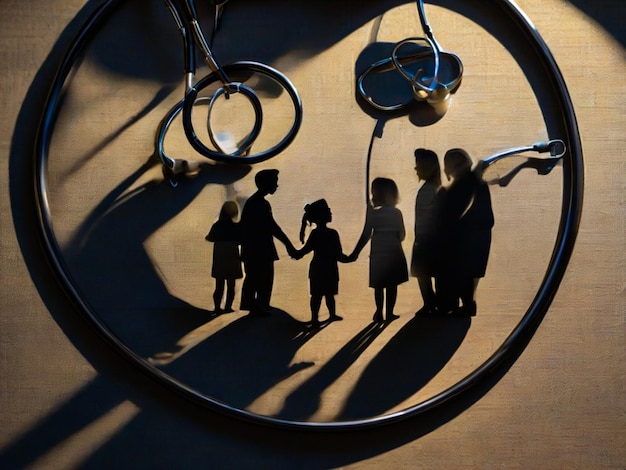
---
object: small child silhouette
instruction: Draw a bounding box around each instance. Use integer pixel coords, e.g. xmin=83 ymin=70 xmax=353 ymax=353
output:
xmin=205 ymin=201 xmax=242 ymax=314
xmin=293 ymin=199 xmax=350 ymax=326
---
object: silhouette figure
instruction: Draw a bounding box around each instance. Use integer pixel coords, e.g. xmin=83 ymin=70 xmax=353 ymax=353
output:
xmin=349 ymin=177 xmax=409 ymax=322
xmin=439 ymin=148 xmax=494 ymax=317
xmin=59 ymin=161 xmax=248 ymax=358
xmin=205 ymin=201 xmax=243 ymax=314
xmin=411 ymin=148 xmax=446 ymax=316
xmin=293 ymin=199 xmax=350 ymax=326
xmin=239 ymin=169 xmax=296 ymax=316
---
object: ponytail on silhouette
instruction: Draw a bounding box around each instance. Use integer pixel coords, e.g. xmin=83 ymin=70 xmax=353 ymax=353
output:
xmin=299 ymin=199 xmax=330 ymax=243
xmin=300 ymin=204 xmax=312 ymax=243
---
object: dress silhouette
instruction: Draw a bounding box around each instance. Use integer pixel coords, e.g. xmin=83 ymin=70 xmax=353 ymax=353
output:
xmin=206 ymin=201 xmax=242 ymax=313
xmin=350 ymin=177 xmax=409 ymax=322
xmin=294 ymin=199 xmax=349 ymax=325
xmin=239 ymin=169 xmax=296 ymax=316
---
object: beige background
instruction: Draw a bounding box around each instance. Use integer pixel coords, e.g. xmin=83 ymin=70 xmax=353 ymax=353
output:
xmin=1 ymin=0 xmax=624 ymax=468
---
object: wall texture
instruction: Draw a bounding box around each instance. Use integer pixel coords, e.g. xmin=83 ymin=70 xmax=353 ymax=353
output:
xmin=1 ymin=0 xmax=624 ymax=468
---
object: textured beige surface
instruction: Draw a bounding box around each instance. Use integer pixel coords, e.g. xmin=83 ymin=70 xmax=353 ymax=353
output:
xmin=1 ymin=0 xmax=624 ymax=468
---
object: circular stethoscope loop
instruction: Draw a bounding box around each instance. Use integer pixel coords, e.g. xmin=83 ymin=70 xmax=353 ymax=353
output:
xmin=32 ymin=0 xmax=583 ymax=431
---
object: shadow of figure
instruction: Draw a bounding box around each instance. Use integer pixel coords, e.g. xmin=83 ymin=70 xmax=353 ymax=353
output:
xmin=277 ymin=321 xmax=388 ymax=421
xmin=337 ymin=315 xmax=471 ymax=420
xmin=64 ymin=161 xmax=250 ymax=358
xmin=156 ymin=308 xmax=319 ymax=409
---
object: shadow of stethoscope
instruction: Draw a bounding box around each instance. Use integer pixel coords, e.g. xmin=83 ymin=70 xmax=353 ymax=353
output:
xmin=63 ymin=158 xmax=250 ymax=358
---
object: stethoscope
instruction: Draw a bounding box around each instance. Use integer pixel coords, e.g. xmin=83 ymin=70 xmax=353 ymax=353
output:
xmin=357 ymin=0 xmax=463 ymax=113
xmin=478 ymin=140 xmax=566 ymax=186
xmin=362 ymin=118 xmax=566 ymax=206
xmin=31 ymin=0 xmax=583 ymax=431
xmin=358 ymin=0 xmax=566 ymax=202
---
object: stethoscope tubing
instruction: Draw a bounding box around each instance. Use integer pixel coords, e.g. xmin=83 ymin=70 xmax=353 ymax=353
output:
xmin=33 ymin=0 xmax=583 ymax=431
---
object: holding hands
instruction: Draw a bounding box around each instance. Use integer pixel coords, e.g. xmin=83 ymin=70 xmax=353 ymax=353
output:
xmin=286 ymin=242 xmax=300 ymax=260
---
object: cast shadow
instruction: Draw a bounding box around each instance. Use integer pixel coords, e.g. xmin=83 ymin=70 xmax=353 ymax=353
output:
xmin=5 ymin=0 xmax=601 ymax=467
xmin=566 ymin=0 xmax=625 ymax=46
xmin=69 ymin=0 xmax=626 ymax=88
xmin=337 ymin=315 xmax=471 ymax=420
xmin=155 ymin=308 xmax=322 ymax=409
xmin=63 ymin=162 xmax=250 ymax=358
xmin=276 ymin=321 xmax=388 ymax=421
xmin=86 ymin=0 xmax=411 ymax=81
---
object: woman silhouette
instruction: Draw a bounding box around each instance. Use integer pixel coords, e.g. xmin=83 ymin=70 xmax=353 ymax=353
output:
xmin=440 ymin=148 xmax=494 ymax=316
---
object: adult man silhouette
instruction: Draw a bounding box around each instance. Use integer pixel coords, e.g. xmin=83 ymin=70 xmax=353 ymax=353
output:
xmin=239 ymin=169 xmax=295 ymax=316
xmin=411 ymin=148 xmax=445 ymax=316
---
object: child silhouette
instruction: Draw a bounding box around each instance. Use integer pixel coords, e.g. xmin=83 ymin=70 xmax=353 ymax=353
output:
xmin=293 ymin=199 xmax=350 ymax=326
xmin=205 ymin=201 xmax=243 ymax=314
xmin=349 ymin=177 xmax=409 ymax=322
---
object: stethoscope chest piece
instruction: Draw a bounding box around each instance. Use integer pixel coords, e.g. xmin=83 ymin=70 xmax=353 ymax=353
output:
xmin=356 ymin=1 xmax=463 ymax=117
